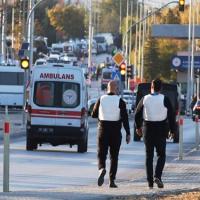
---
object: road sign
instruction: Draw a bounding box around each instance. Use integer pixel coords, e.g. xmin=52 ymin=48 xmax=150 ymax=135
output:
xmin=171 ymin=55 xmax=200 ymax=70
xmin=112 ymin=71 xmax=121 ymax=81
xmin=112 ymin=52 xmax=125 ymax=66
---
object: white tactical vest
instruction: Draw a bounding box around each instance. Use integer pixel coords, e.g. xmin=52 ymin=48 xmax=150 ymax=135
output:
xmin=143 ymin=93 xmax=167 ymax=121
xmin=99 ymin=95 xmax=121 ymax=121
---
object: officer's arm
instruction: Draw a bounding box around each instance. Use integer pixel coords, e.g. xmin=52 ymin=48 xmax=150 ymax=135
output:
xmin=119 ymin=98 xmax=130 ymax=136
xmin=164 ymin=96 xmax=176 ymax=133
xmin=134 ymin=97 xmax=144 ymax=129
xmin=91 ymin=98 xmax=100 ymax=118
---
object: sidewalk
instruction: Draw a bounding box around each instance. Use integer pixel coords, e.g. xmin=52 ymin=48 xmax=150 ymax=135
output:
xmin=0 ymin=145 xmax=200 ymax=199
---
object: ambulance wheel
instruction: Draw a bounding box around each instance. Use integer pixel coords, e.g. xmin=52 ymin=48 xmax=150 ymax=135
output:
xmin=26 ymin=136 xmax=38 ymax=151
xmin=78 ymin=134 xmax=88 ymax=153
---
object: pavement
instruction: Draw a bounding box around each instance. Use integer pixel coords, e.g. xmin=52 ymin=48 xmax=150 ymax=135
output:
xmin=0 ymin=117 xmax=199 ymax=199
xmin=0 ymin=80 xmax=199 ymax=199
xmin=0 ymin=145 xmax=200 ymax=200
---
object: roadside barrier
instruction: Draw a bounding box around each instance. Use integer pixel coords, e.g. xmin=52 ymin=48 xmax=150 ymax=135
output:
xmin=195 ymin=115 xmax=200 ymax=150
xmin=178 ymin=117 xmax=184 ymax=160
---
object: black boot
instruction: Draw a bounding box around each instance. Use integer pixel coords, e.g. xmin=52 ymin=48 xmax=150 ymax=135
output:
xmin=109 ymin=180 xmax=118 ymax=188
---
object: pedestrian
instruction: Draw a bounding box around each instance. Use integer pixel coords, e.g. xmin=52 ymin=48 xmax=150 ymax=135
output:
xmin=134 ymin=78 xmax=176 ymax=189
xmin=91 ymin=80 xmax=131 ymax=188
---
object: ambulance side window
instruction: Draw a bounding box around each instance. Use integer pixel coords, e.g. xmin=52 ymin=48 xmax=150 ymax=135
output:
xmin=62 ymin=83 xmax=80 ymax=108
xmin=34 ymin=82 xmax=54 ymax=106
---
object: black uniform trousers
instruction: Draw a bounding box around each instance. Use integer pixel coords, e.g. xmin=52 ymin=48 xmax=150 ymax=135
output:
xmin=143 ymin=121 xmax=167 ymax=184
xmin=97 ymin=122 xmax=122 ymax=181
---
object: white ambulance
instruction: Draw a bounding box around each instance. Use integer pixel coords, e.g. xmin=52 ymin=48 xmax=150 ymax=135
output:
xmin=26 ymin=64 xmax=89 ymax=153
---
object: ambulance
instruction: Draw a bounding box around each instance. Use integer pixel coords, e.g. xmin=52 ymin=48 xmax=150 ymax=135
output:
xmin=26 ymin=64 xmax=89 ymax=153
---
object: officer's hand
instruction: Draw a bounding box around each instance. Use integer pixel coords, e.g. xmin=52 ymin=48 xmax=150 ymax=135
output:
xmin=126 ymin=135 xmax=131 ymax=144
xmin=136 ymin=128 xmax=143 ymax=137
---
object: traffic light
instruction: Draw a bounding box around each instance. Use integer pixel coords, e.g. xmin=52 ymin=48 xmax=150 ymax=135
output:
xmin=119 ymin=63 xmax=126 ymax=75
xmin=127 ymin=65 xmax=133 ymax=79
xmin=179 ymin=0 xmax=185 ymax=12
xmin=20 ymin=58 xmax=30 ymax=70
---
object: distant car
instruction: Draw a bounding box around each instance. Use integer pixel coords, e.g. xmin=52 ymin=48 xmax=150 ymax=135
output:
xmin=123 ymin=90 xmax=134 ymax=113
xmin=34 ymin=58 xmax=46 ymax=66
xmin=88 ymin=98 xmax=98 ymax=116
xmin=60 ymin=53 xmax=78 ymax=62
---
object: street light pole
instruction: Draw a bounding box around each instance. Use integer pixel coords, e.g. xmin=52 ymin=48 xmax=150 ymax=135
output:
xmin=1 ymin=0 xmax=7 ymax=63
xmin=186 ymin=0 xmax=192 ymax=115
xmin=122 ymin=1 xmax=179 ymax=82
xmin=88 ymin=0 xmax=92 ymax=75
xmin=28 ymin=0 xmax=34 ymax=68
xmin=128 ymin=0 xmax=133 ymax=66
xmin=119 ymin=0 xmax=122 ymax=33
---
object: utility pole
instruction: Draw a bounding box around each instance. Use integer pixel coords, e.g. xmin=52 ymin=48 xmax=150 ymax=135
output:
xmin=141 ymin=0 xmax=145 ymax=81
xmin=1 ymin=0 xmax=7 ymax=63
xmin=125 ymin=0 xmax=129 ymax=62
xmin=186 ymin=0 xmax=192 ymax=115
xmin=119 ymin=0 xmax=122 ymax=33
xmin=88 ymin=0 xmax=92 ymax=75
xmin=125 ymin=0 xmax=129 ymax=89
xmin=134 ymin=1 xmax=139 ymax=78
xmin=138 ymin=2 xmax=142 ymax=78
xmin=123 ymin=1 xmax=179 ymax=82
xmin=128 ymin=0 xmax=133 ymax=65
xmin=11 ymin=2 xmax=15 ymax=48
xmin=191 ymin=0 xmax=195 ymax=98
xmin=28 ymin=0 xmax=34 ymax=68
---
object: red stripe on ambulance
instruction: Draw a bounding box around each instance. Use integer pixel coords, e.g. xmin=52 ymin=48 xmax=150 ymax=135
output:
xmin=31 ymin=109 xmax=81 ymax=116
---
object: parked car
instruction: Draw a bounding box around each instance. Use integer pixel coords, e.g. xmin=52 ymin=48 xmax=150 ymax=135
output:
xmin=134 ymin=82 xmax=180 ymax=143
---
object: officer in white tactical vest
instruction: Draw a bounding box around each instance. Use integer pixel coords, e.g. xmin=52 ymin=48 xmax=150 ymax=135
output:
xmin=92 ymin=80 xmax=131 ymax=188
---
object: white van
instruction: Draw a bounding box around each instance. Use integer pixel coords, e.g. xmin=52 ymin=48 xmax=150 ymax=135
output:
xmin=26 ymin=64 xmax=89 ymax=153
xmin=0 ymin=65 xmax=24 ymax=108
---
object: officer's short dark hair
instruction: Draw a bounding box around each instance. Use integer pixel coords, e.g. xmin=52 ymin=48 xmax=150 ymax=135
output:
xmin=152 ymin=78 xmax=162 ymax=92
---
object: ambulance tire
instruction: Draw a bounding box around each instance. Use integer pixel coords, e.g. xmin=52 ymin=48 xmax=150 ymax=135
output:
xmin=26 ymin=136 xmax=38 ymax=151
xmin=78 ymin=133 xmax=88 ymax=153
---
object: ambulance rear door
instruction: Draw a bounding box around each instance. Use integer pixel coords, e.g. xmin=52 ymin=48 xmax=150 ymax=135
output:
xmin=31 ymin=74 xmax=57 ymax=127
xmin=54 ymin=67 xmax=82 ymax=128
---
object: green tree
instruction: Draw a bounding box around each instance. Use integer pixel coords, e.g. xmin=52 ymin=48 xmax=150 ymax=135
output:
xmin=158 ymin=8 xmax=180 ymax=24
xmin=48 ymin=5 xmax=86 ymax=39
xmin=99 ymin=0 xmax=137 ymax=33
xmin=34 ymin=0 xmax=58 ymax=45
xmin=144 ymin=37 xmax=161 ymax=81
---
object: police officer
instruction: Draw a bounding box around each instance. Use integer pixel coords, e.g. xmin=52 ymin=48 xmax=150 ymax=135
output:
xmin=134 ymin=79 xmax=176 ymax=189
xmin=91 ymin=80 xmax=131 ymax=188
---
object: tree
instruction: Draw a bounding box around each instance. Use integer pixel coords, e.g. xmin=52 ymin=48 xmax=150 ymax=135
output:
xmin=34 ymin=0 xmax=58 ymax=45
xmin=144 ymin=37 xmax=161 ymax=81
xmin=98 ymin=0 xmax=137 ymax=33
xmin=48 ymin=5 xmax=86 ymax=40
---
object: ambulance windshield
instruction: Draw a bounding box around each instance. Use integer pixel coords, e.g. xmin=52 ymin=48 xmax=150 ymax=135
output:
xmin=34 ymin=81 xmax=80 ymax=108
